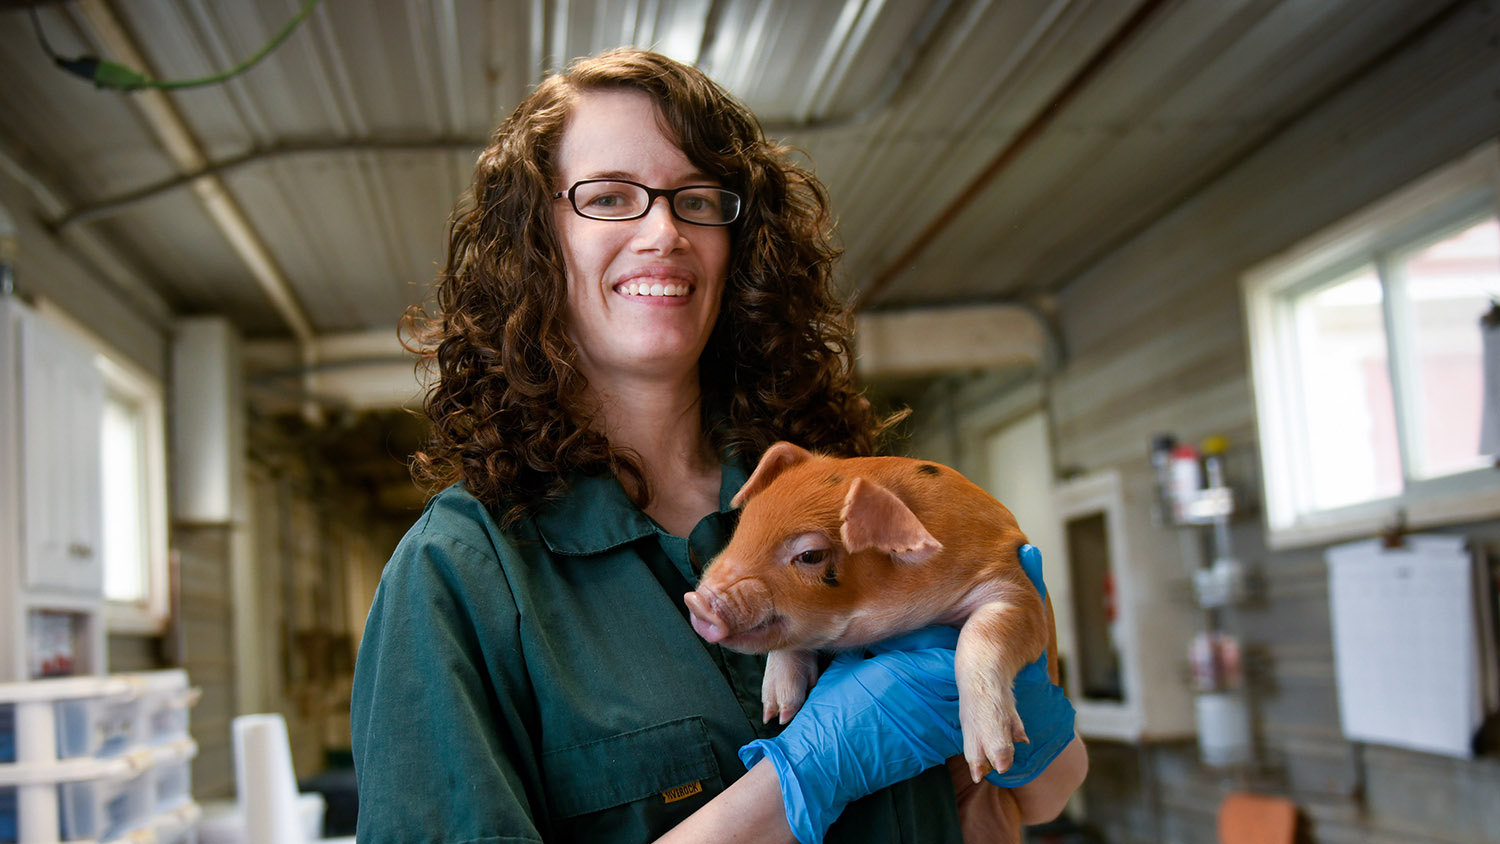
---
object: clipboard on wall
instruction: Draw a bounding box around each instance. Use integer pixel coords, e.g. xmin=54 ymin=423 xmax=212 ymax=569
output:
xmin=1325 ymin=534 xmax=1497 ymax=758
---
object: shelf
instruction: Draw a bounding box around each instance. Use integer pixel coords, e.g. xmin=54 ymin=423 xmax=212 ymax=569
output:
xmin=55 ymin=802 xmax=201 ymax=844
xmin=0 ymin=738 xmax=197 ymax=787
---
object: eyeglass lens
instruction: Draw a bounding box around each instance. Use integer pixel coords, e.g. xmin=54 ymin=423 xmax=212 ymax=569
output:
xmin=570 ymin=181 xmax=740 ymax=225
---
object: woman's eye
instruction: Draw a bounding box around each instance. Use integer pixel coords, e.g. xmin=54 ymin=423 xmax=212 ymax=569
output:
xmin=794 ymin=549 xmax=828 ymax=566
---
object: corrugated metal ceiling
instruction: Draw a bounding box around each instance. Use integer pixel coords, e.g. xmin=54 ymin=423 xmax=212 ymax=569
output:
xmin=0 ymin=0 xmax=1463 ymax=357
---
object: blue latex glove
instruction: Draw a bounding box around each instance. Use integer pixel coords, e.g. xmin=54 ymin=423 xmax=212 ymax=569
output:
xmin=739 ymin=625 xmax=963 ymax=844
xmin=739 ymin=545 xmax=1076 ymax=843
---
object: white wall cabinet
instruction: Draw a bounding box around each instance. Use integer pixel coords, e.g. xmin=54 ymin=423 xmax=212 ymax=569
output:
xmin=1052 ymin=469 xmax=1198 ymax=741
xmin=0 ymin=296 xmax=106 ymax=682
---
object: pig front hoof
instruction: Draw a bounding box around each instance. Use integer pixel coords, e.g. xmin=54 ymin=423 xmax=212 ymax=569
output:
xmin=762 ymin=649 xmax=820 ymax=724
xmin=961 ymin=688 xmax=1029 ymax=783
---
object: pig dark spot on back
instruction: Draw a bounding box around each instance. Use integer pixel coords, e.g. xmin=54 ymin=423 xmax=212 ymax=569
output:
xmin=917 ymin=464 xmax=941 ymax=476
xmin=824 ymin=474 xmax=843 ymax=487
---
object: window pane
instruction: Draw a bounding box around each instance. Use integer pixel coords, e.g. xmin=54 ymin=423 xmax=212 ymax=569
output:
xmin=1397 ymin=217 xmax=1498 ymax=479
xmin=101 ymin=394 xmax=147 ymax=603
xmin=1293 ymin=270 xmax=1402 ymax=510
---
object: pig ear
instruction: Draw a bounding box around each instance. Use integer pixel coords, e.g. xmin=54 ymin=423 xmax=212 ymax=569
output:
xmin=731 ymin=442 xmax=815 ymax=509
xmin=839 ymin=477 xmax=942 ymax=564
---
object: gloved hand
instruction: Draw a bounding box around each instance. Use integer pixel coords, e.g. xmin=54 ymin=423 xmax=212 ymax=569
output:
xmin=739 ymin=625 xmax=964 ymax=844
xmin=739 ymin=545 xmax=1076 ymax=843
xmin=982 ymin=543 xmax=1076 ymax=788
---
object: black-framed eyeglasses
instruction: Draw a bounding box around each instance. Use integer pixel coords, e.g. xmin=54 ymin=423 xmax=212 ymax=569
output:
xmin=554 ymin=179 xmax=742 ymax=226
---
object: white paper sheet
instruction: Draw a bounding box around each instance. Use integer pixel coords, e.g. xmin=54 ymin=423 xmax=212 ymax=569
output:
xmin=1325 ymin=535 xmax=1482 ymax=758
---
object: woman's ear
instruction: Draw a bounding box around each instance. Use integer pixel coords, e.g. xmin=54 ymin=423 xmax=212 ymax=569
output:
xmin=731 ymin=441 xmax=815 ymax=508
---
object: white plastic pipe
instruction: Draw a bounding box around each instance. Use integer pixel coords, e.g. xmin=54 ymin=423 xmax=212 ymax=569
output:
xmin=233 ymin=713 xmax=307 ymax=844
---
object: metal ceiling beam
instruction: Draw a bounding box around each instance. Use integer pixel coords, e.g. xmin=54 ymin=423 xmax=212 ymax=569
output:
xmin=239 ymin=303 xmax=1054 ymax=410
xmin=244 ymin=329 xmax=426 ymax=413
xmin=854 ymin=304 xmax=1050 ymax=379
xmin=76 ymin=0 xmax=318 ymax=348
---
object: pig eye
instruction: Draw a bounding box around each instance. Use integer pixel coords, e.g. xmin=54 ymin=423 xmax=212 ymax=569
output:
xmin=794 ymin=548 xmax=829 ymax=566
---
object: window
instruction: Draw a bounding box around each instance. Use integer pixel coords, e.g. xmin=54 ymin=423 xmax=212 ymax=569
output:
xmin=1244 ymin=144 xmax=1500 ymax=548
xmin=96 ymin=354 xmax=169 ymax=633
xmin=34 ymin=301 xmax=171 ymax=633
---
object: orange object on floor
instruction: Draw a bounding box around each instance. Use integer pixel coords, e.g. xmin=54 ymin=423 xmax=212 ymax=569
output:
xmin=1218 ymin=791 xmax=1297 ymax=844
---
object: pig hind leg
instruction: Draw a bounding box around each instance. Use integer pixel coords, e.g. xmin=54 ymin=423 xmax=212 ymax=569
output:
xmin=954 ymin=585 xmax=1048 ymax=783
xmin=762 ymin=648 xmax=820 ymax=724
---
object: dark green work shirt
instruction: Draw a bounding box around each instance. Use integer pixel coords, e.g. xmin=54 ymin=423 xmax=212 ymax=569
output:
xmin=351 ymin=466 xmax=963 ymax=843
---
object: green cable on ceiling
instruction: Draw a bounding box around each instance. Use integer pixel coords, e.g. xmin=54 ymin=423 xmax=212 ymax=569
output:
xmin=32 ymin=0 xmax=323 ymax=92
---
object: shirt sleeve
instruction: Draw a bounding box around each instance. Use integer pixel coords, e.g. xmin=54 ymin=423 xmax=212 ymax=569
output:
xmin=351 ymin=511 xmax=544 ymax=844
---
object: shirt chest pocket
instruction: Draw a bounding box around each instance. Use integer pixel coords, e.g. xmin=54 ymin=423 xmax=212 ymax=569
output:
xmin=540 ymin=715 xmax=724 ymax=838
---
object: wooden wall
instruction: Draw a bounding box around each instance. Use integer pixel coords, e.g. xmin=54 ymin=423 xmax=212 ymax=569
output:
xmin=173 ymin=524 xmax=239 ymax=798
xmin=902 ymin=1 xmax=1500 ymax=841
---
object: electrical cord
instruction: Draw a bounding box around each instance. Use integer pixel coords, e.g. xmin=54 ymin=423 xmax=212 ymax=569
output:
xmin=30 ymin=0 xmax=322 ymax=92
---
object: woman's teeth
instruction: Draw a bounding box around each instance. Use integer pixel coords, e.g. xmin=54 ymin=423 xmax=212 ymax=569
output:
xmin=619 ymin=281 xmax=689 ymax=297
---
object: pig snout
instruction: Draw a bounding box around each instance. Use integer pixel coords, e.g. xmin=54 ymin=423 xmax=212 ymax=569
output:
xmin=684 ymin=589 xmax=730 ymax=643
xmin=683 ymin=579 xmax=778 ymax=649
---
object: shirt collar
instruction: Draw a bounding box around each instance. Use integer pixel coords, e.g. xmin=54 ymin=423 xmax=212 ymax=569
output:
xmin=533 ymin=460 xmax=750 ymax=557
xmin=717 ymin=460 xmax=750 ymax=511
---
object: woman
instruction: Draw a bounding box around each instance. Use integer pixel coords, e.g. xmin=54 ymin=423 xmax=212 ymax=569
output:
xmin=351 ymin=48 xmax=1085 ymax=844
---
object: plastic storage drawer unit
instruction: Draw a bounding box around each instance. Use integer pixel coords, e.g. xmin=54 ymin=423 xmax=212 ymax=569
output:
xmin=0 ymin=672 xmax=200 ymax=844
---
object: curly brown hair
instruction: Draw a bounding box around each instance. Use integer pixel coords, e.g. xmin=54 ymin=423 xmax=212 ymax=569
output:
xmin=406 ymin=48 xmax=899 ymax=526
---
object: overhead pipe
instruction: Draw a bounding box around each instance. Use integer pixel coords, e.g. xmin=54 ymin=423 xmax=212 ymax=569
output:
xmin=77 ymin=0 xmax=318 ymax=349
xmin=52 ymin=138 xmax=483 ymax=230
xmin=857 ymin=0 xmax=1169 ymax=311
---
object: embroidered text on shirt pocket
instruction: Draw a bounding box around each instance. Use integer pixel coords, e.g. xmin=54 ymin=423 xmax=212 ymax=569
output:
xmin=539 ymin=715 xmax=722 ymax=818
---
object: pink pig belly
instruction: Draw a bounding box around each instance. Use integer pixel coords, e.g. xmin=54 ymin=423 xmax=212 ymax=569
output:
xmin=808 ymin=577 xmax=1005 ymax=651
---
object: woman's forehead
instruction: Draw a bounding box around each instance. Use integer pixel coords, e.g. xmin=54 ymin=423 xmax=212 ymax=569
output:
xmin=556 ymin=89 xmax=702 ymax=183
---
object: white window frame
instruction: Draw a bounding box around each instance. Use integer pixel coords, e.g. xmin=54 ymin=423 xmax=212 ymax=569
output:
xmin=97 ymin=354 xmax=170 ymax=634
xmin=36 ymin=302 xmax=170 ymax=633
xmin=1243 ymin=142 xmax=1500 ymax=550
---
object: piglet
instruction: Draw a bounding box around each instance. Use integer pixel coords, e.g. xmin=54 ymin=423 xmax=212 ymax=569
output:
xmin=683 ymin=441 xmax=1049 ymax=784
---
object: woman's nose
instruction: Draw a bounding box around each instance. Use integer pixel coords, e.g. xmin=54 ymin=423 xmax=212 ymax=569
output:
xmin=632 ymin=197 xmax=688 ymax=252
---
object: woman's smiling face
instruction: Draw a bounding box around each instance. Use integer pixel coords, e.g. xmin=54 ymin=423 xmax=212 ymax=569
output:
xmin=552 ymin=88 xmax=731 ymax=392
